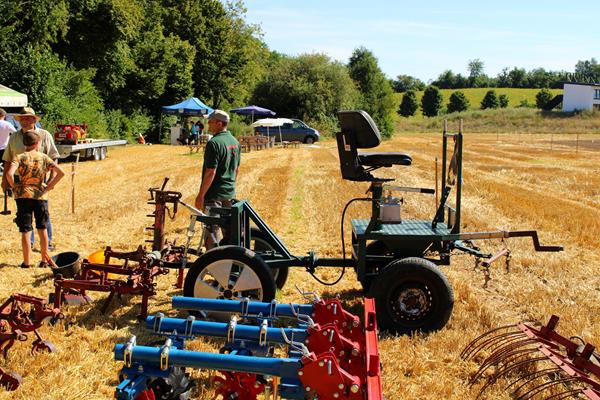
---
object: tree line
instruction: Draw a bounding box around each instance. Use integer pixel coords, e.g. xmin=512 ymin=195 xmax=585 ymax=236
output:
xmin=0 ymin=1 xmax=396 ymax=141
xmin=392 ymin=58 xmax=600 ymax=92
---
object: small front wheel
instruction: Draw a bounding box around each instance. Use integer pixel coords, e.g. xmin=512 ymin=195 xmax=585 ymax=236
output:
xmin=183 ymin=246 xmax=276 ymax=314
xmin=371 ymin=257 xmax=453 ymax=335
xmin=304 ymin=136 xmax=315 ymax=144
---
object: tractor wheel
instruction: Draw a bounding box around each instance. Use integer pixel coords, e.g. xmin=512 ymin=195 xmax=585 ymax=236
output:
xmin=92 ymin=148 xmax=101 ymax=161
xmin=99 ymin=146 xmax=107 ymax=160
xmin=249 ymin=228 xmax=288 ymax=289
xmin=304 ymin=136 xmax=315 ymax=144
xmin=183 ymin=246 xmax=276 ymax=319
xmin=371 ymin=257 xmax=453 ymax=335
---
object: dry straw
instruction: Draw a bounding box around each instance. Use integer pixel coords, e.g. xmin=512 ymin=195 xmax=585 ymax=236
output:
xmin=0 ymin=133 xmax=598 ymax=399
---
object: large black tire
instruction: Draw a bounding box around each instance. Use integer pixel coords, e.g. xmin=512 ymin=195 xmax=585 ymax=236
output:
xmin=249 ymin=228 xmax=289 ymax=289
xmin=304 ymin=136 xmax=315 ymax=144
xmin=99 ymin=146 xmax=107 ymax=160
xmin=183 ymin=245 xmax=276 ymax=305
xmin=371 ymin=257 xmax=453 ymax=335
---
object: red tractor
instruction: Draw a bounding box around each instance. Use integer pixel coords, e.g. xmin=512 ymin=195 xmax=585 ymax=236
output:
xmin=54 ymin=124 xmax=88 ymax=145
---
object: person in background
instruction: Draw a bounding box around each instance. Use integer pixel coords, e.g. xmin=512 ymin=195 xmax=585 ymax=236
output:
xmin=5 ymin=130 xmax=64 ymax=268
xmin=194 ymin=110 xmax=240 ymax=249
xmin=2 ymin=107 xmax=60 ymax=251
xmin=0 ymin=108 xmax=15 ymax=163
xmin=190 ymin=120 xmax=199 ymax=145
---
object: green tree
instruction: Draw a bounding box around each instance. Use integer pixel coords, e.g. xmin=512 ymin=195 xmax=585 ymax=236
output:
xmin=347 ymin=47 xmax=396 ymax=137
xmin=467 ymin=59 xmax=487 ymax=87
xmin=535 ymin=88 xmax=553 ymax=110
xmin=252 ymin=53 xmax=359 ymax=128
xmin=398 ymin=90 xmax=418 ymax=117
xmin=392 ymin=75 xmax=425 ymax=92
xmin=447 ymin=91 xmax=470 ymax=113
xmin=432 ymin=70 xmax=457 ymax=89
xmin=498 ymin=94 xmax=509 ymax=108
xmin=481 ymin=90 xmax=499 ymax=109
xmin=421 ymin=85 xmax=443 ymax=117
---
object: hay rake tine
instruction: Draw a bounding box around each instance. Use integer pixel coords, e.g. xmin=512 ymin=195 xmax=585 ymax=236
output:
xmin=462 ymin=328 xmax=525 ymax=360
xmin=507 ymin=366 xmax=562 ymax=396
xmin=471 ymin=346 xmax=541 ymax=385
xmin=544 ymin=388 xmax=585 ymax=400
xmin=517 ymin=376 xmax=583 ymax=400
xmin=461 ymin=324 xmax=518 ymax=359
xmin=475 ymin=339 xmax=540 ymax=373
xmin=476 ymin=356 xmax=550 ymax=396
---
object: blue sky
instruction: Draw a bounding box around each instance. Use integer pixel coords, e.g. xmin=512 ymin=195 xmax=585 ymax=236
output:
xmin=244 ymin=0 xmax=599 ymax=82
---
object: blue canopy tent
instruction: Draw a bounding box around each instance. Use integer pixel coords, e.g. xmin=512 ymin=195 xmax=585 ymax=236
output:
xmin=160 ymin=97 xmax=214 ymax=144
xmin=161 ymin=97 xmax=214 ymax=116
xmin=230 ymin=105 xmax=275 ymax=123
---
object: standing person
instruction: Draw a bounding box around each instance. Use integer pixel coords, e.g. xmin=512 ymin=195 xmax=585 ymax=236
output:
xmin=0 ymin=108 xmax=16 ymax=163
xmin=190 ymin=120 xmax=199 ymax=145
xmin=5 ymin=130 xmax=64 ymax=268
xmin=194 ymin=110 xmax=240 ymax=249
xmin=1 ymin=107 xmax=60 ymax=250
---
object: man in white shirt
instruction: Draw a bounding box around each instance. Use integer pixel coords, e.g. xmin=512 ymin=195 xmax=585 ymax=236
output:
xmin=0 ymin=108 xmax=16 ymax=162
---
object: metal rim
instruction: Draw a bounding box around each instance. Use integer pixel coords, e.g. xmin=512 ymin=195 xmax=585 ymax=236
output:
xmin=194 ymin=259 xmax=264 ymax=301
xmin=390 ymin=282 xmax=433 ymax=322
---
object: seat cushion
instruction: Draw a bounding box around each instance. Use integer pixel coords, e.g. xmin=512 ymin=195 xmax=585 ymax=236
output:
xmin=357 ymin=152 xmax=412 ymax=167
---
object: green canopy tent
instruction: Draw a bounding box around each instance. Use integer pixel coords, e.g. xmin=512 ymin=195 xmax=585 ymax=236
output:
xmin=0 ymin=85 xmax=27 ymax=108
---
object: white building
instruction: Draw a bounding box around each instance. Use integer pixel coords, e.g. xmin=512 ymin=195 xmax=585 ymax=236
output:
xmin=562 ymin=83 xmax=600 ymax=112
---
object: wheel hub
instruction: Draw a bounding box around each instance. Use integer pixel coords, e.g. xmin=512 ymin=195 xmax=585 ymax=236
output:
xmin=397 ymin=288 xmax=429 ymax=317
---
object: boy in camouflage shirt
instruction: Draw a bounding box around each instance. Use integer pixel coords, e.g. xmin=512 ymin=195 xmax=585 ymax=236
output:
xmin=5 ymin=130 xmax=65 ymax=268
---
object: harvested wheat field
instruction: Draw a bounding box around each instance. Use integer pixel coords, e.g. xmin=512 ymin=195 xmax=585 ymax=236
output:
xmin=1 ymin=131 xmax=599 ymax=400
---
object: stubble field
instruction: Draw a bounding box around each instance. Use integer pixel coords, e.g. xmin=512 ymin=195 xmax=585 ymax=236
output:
xmin=0 ymin=130 xmax=599 ymax=399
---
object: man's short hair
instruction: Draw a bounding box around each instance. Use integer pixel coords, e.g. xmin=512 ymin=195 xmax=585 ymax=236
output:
xmin=23 ymin=130 xmax=40 ymax=147
xmin=0 ymin=108 xmax=6 ymax=118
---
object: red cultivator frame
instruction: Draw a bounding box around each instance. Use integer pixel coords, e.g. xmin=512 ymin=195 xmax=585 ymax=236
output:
xmin=52 ymin=247 xmax=169 ymax=319
xmin=462 ymin=315 xmax=600 ymax=399
xmin=0 ymin=294 xmax=63 ymax=391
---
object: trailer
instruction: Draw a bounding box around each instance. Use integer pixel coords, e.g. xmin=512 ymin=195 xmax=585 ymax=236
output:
xmin=56 ymin=139 xmax=127 ymax=160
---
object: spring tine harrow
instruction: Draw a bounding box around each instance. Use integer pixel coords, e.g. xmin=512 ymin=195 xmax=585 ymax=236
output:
xmin=463 ymin=315 xmax=600 ymax=400
xmin=115 ymin=296 xmax=383 ymax=399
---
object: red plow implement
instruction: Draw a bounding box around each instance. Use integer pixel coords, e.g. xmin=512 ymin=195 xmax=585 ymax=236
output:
xmin=462 ymin=315 xmax=600 ymax=399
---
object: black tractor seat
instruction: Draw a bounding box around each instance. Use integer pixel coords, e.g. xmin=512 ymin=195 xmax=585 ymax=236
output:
xmin=336 ymin=110 xmax=412 ymax=182
xmin=357 ymin=152 xmax=412 ymax=168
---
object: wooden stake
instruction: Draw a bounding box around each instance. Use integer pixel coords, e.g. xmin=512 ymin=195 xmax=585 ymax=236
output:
xmin=435 ymin=157 xmax=439 ymax=213
xmin=71 ymin=154 xmax=80 ymax=214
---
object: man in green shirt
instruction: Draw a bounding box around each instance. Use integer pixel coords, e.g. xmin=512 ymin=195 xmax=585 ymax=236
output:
xmin=194 ymin=109 xmax=240 ymax=248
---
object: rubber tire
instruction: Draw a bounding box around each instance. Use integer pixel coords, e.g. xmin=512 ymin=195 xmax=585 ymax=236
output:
xmin=92 ymin=148 xmax=100 ymax=161
xmin=249 ymin=228 xmax=289 ymax=289
xmin=304 ymin=136 xmax=315 ymax=144
xmin=99 ymin=146 xmax=107 ymax=160
xmin=183 ymin=245 xmax=276 ymax=304
xmin=371 ymin=257 xmax=453 ymax=335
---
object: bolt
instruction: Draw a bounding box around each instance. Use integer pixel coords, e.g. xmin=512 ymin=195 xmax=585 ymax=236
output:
xmin=305 ymin=339 xmax=310 ymax=344
xmin=338 ymin=384 xmax=344 ymax=390
xmin=352 ymin=348 xmax=359 ymax=357
xmin=323 ymin=330 xmax=328 ymax=336
xmin=254 ymin=382 xmax=260 ymax=388
xmin=342 ymin=322 xmax=347 ymax=327
xmin=298 ymin=371 xmax=304 ymax=376
xmin=350 ymin=384 xmax=360 ymax=393
xmin=318 ymin=361 xmax=324 ymax=367
xmin=352 ymin=320 xmax=359 ymax=327
xmin=339 ymin=350 xmax=345 ymax=357
xmin=306 ymin=386 xmax=311 ymax=392
xmin=333 ymin=393 xmax=339 ymax=398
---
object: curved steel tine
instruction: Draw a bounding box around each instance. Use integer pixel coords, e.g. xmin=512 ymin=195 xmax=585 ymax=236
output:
xmin=461 ymin=324 xmax=518 ymax=359
xmin=477 ymin=360 xmax=553 ymax=398
xmin=541 ymin=387 xmax=583 ymax=400
xmin=477 ymin=339 xmax=539 ymax=374
xmin=470 ymin=346 xmax=540 ymax=385
xmin=517 ymin=376 xmax=583 ymax=400
xmin=507 ymin=366 xmax=561 ymax=396
xmin=462 ymin=328 xmax=524 ymax=361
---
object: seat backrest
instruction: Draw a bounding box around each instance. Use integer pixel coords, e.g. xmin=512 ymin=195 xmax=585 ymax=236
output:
xmin=336 ymin=110 xmax=381 ymax=181
xmin=338 ymin=110 xmax=382 ymax=149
